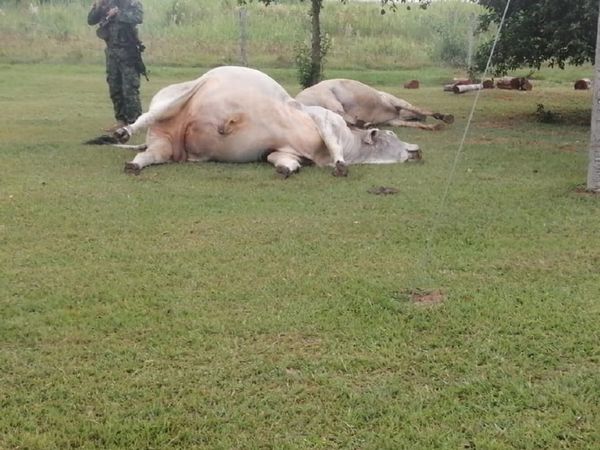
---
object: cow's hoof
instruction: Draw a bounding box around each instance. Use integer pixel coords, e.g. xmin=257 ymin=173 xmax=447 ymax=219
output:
xmin=276 ymin=166 xmax=294 ymax=179
xmin=408 ymin=149 xmax=423 ymax=162
xmin=433 ymin=113 xmax=454 ymax=124
xmin=114 ymin=127 xmax=131 ymax=144
xmin=124 ymin=162 xmax=141 ymax=175
xmin=333 ymin=161 xmax=348 ymax=177
xmin=442 ymin=114 xmax=454 ymax=124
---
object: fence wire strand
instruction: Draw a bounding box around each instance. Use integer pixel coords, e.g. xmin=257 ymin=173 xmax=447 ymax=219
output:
xmin=417 ymin=0 xmax=513 ymax=287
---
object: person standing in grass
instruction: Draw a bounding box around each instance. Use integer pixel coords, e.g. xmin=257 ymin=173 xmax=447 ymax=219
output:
xmin=88 ymin=0 xmax=146 ymax=132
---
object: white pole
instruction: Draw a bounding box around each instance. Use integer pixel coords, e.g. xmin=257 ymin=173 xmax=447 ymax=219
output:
xmin=586 ymin=0 xmax=600 ymax=192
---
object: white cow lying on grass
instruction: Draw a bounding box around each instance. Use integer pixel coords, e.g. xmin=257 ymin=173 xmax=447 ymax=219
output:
xmin=88 ymin=66 xmax=422 ymax=176
xmin=296 ymin=79 xmax=454 ymax=131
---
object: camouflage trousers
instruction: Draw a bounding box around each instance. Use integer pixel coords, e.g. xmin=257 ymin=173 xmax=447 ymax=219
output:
xmin=105 ymin=47 xmax=142 ymax=124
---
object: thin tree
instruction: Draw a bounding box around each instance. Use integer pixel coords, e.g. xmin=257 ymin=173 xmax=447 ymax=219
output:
xmin=241 ymin=0 xmax=428 ymax=86
xmin=307 ymin=0 xmax=323 ymax=87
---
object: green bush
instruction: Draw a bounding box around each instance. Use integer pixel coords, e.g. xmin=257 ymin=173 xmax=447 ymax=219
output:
xmin=294 ymin=32 xmax=330 ymax=89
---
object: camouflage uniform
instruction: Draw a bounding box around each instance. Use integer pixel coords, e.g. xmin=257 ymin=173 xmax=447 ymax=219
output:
xmin=88 ymin=0 xmax=144 ymax=125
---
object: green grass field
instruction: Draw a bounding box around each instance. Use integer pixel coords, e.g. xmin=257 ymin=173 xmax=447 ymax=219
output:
xmin=1 ymin=62 xmax=599 ymax=449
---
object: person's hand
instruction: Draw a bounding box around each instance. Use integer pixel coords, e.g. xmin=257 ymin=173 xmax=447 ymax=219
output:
xmin=107 ymin=6 xmax=119 ymax=17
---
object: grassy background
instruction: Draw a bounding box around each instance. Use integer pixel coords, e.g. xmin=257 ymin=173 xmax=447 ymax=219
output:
xmin=1 ymin=1 xmax=599 ymax=448
xmin=0 ymin=0 xmax=485 ymax=69
xmin=1 ymin=61 xmax=599 ymax=448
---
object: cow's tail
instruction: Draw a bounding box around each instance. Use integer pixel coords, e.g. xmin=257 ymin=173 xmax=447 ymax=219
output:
xmin=83 ymin=135 xmax=119 ymax=145
xmin=82 ymin=135 xmax=147 ymax=152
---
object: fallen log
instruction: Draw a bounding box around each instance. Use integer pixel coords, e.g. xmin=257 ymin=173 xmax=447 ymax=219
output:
xmin=403 ymin=79 xmax=420 ymax=89
xmin=446 ymin=79 xmax=494 ymax=93
xmin=574 ymin=79 xmax=592 ymax=90
xmin=453 ymin=83 xmax=483 ymax=94
xmin=443 ymin=79 xmax=473 ymax=92
xmin=496 ymin=77 xmax=532 ymax=91
xmin=444 ymin=78 xmax=494 ymax=94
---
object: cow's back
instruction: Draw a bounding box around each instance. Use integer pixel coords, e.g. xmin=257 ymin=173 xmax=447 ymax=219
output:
xmin=201 ymin=66 xmax=292 ymax=102
xmin=296 ymin=79 xmax=398 ymax=125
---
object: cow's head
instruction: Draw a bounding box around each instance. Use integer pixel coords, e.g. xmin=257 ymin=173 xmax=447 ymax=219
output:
xmin=349 ymin=128 xmax=421 ymax=164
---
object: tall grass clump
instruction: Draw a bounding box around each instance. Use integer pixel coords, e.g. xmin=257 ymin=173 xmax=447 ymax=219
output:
xmin=0 ymin=0 xmax=487 ymax=69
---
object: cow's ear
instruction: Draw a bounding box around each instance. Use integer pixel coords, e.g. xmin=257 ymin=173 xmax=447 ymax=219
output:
xmin=363 ymin=129 xmax=379 ymax=145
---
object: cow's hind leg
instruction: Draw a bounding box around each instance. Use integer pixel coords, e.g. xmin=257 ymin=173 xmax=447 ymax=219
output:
xmin=125 ymin=137 xmax=172 ymax=175
xmin=267 ymin=150 xmax=302 ymax=178
xmin=384 ymin=93 xmax=454 ymax=127
xmin=113 ymin=110 xmax=162 ymax=143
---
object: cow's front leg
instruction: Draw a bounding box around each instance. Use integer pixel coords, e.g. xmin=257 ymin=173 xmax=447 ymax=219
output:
xmin=301 ymin=107 xmax=349 ymax=177
xmin=267 ymin=150 xmax=302 ymax=178
xmin=333 ymin=161 xmax=348 ymax=177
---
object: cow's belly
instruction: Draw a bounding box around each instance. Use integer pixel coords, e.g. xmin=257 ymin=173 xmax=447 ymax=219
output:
xmin=182 ymin=107 xmax=323 ymax=164
xmin=346 ymin=104 xmax=397 ymax=125
xmin=186 ymin=132 xmax=273 ymax=163
xmin=206 ymin=141 xmax=271 ymax=163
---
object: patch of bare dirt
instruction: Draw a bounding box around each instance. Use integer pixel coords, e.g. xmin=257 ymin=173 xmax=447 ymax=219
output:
xmin=368 ymin=186 xmax=399 ymax=195
xmin=397 ymin=289 xmax=447 ymax=305
xmin=410 ymin=289 xmax=446 ymax=305
xmin=574 ymin=185 xmax=600 ymax=196
xmin=558 ymin=144 xmax=580 ymax=153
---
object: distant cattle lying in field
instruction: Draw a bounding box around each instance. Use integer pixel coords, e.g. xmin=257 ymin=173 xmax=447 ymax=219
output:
xmin=295 ymin=79 xmax=454 ymax=131
xmin=88 ymin=66 xmax=422 ymax=176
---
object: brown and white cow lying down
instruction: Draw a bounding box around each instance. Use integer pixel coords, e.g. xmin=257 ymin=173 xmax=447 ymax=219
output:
xmin=295 ymin=79 xmax=454 ymax=131
xmin=111 ymin=66 xmax=422 ymax=176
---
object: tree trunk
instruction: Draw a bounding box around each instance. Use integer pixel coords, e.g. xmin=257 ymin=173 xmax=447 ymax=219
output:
xmin=309 ymin=0 xmax=323 ymax=87
xmin=587 ymin=0 xmax=600 ymax=192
